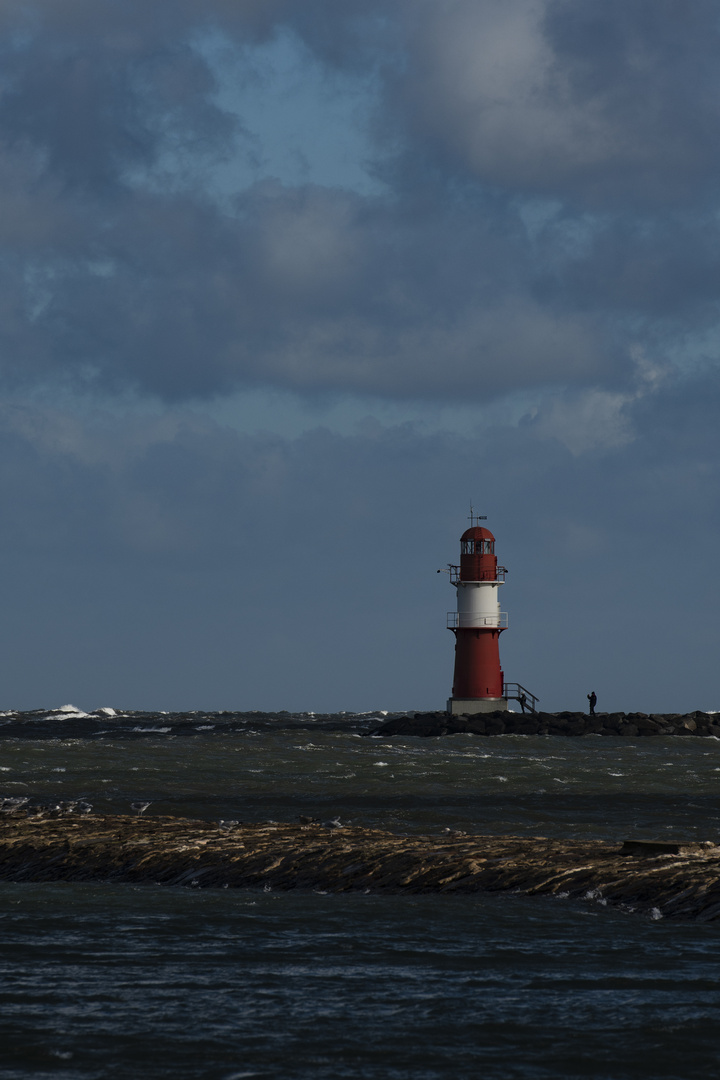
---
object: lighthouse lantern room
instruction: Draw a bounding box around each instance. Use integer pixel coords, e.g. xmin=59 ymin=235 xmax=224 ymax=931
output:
xmin=445 ymin=516 xmax=509 ymax=715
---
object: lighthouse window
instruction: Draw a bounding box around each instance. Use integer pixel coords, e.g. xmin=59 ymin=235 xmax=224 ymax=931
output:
xmin=461 ymin=539 xmax=495 ymax=555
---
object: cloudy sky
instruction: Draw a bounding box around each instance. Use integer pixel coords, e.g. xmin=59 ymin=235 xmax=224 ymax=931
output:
xmin=0 ymin=0 xmax=717 ymax=713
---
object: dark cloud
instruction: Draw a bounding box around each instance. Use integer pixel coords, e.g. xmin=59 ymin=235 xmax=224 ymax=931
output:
xmin=0 ymin=1 xmax=717 ymax=406
xmin=0 ymin=174 xmax=613 ymax=401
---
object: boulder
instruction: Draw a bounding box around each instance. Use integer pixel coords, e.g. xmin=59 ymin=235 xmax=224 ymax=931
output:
xmin=465 ymin=718 xmax=487 ymax=735
xmin=635 ymin=718 xmax=663 ymax=734
xmin=484 ymin=716 xmax=505 ymax=735
xmin=547 ymin=718 xmax=569 ymax=734
xmin=509 ymin=719 xmax=541 ymax=735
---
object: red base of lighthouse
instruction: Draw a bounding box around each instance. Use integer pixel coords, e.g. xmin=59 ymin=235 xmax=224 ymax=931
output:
xmin=451 ymin=628 xmax=505 ymax=698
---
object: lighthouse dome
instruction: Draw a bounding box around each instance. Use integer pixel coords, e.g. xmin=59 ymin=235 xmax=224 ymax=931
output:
xmin=460 ymin=526 xmax=495 ymax=543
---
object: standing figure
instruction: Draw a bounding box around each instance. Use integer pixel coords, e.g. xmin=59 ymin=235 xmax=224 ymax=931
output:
xmin=587 ymin=691 xmax=597 ymax=716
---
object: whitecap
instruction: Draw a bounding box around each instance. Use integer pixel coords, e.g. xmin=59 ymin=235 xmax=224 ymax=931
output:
xmin=94 ymin=707 xmax=117 ymax=717
xmin=36 ymin=710 xmax=91 ymax=721
xmin=131 ymin=726 xmax=171 ymax=734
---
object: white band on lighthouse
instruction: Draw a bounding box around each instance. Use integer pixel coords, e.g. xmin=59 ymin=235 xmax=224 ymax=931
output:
xmin=455 ymin=580 xmax=503 ymax=628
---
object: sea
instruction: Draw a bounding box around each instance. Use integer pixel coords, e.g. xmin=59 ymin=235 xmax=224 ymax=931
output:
xmin=2 ymin=706 xmax=720 ymax=1080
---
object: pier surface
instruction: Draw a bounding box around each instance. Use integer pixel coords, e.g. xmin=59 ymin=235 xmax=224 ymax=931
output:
xmin=370 ymin=710 xmax=720 ymax=737
xmin=1 ymin=814 xmax=720 ymax=922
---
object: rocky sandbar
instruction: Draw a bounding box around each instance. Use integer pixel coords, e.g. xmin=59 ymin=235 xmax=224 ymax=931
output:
xmin=1 ymin=813 xmax=720 ymax=922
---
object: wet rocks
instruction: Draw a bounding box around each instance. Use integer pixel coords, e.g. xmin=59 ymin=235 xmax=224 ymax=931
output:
xmin=368 ymin=710 xmax=720 ymax=738
xmin=620 ymin=840 xmax=716 ymax=857
xmin=1 ymin=814 xmax=720 ymax=923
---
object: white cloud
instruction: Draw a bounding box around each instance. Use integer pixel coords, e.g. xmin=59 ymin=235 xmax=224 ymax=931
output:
xmin=397 ymin=0 xmax=720 ymax=199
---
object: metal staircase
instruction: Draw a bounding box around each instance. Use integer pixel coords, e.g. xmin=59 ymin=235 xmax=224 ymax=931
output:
xmin=503 ymin=682 xmax=539 ymax=715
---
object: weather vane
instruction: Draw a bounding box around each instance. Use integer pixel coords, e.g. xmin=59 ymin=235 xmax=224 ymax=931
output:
xmin=468 ymin=502 xmax=487 ymax=528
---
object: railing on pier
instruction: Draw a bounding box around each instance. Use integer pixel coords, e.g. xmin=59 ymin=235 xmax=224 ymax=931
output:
xmin=503 ymin=682 xmax=540 ymax=715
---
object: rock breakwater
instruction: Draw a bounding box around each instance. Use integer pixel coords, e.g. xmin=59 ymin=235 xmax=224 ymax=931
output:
xmin=369 ymin=710 xmax=720 ymax=738
xmin=1 ymin=813 xmax=720 ymax=922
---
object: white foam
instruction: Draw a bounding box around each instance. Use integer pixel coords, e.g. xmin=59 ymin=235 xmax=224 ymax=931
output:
xmin=94 ymin=707 xmax=117 ymax=717
xmin=39 ymin=708 xmax=91 ymax=720
xmin=132 ymin=726 xmax=171 ymax=733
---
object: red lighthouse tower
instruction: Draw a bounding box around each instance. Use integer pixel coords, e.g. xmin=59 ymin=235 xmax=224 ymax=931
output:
xmin=445 ymin=514 xmax=509 ymax=715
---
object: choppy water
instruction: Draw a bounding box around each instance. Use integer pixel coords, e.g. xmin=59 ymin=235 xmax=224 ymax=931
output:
xmin=2 ymin=709 xmax=720 ymax=1078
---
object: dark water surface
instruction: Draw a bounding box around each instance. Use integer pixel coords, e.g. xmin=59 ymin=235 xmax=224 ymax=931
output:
xmin=2 ymin=709 xmax=720 ymax=1078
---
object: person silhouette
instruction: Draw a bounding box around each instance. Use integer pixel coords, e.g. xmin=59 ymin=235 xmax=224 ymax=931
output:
xmin=587 ymin=691 xmax=597 ymax=716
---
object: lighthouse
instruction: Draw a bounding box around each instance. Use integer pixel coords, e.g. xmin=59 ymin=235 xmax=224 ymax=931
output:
xmin=445 ymin=514 xmax=509 ymax=715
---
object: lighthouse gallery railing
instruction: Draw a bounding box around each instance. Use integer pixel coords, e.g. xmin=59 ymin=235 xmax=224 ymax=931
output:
xmin=447 ymin=612 xmax=509 ymax=629
xmin=448 ymin=565 xmax=507 ymax=584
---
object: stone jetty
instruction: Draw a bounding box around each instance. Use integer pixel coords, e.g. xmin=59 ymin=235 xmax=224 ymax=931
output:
xmin=2 ymin=812 xmax=720 ymax=922
xmin=368 ymin=710 xmax=720 ymax=738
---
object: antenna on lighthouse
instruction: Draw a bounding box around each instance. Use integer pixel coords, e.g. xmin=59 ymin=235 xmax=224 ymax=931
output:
xmin=468 ymin=502 xmax=487 ymax=528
